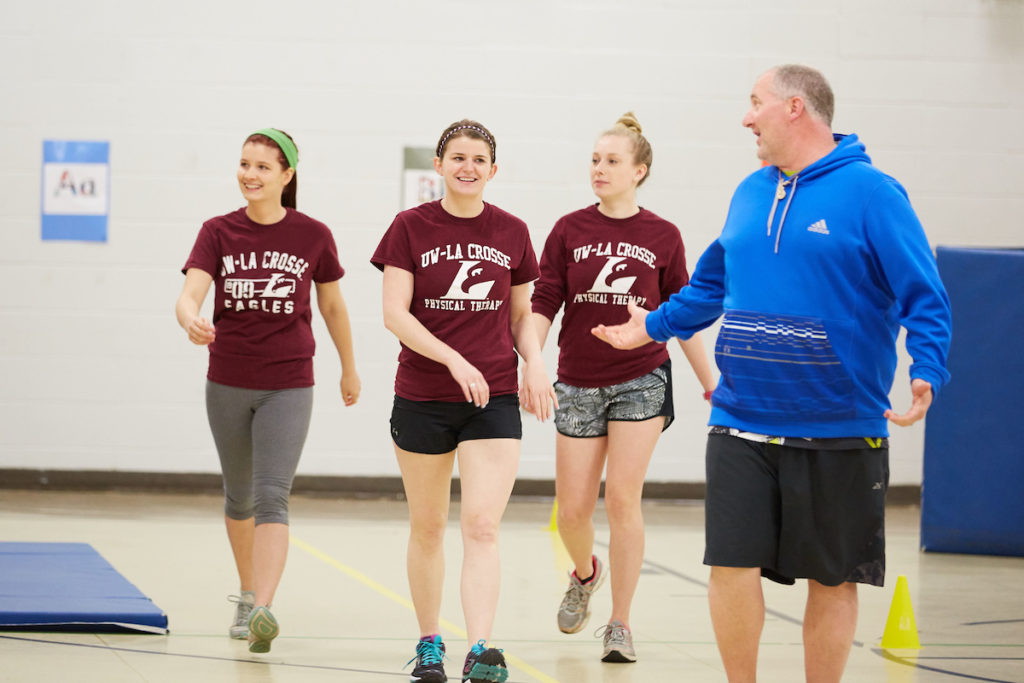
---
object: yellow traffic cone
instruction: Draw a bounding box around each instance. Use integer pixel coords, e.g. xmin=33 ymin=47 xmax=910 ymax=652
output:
xmin=545 ymin=499 xmax=573 ymax=575
xmin=881 ymin=574 xmax=921 ymax=649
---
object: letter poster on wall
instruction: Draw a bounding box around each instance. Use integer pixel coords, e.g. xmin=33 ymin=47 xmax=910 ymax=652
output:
xmin=41 ymin=140 xmax=110 ymax=242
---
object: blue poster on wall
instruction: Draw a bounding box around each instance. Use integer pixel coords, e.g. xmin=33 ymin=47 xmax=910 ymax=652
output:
xmin=41 ymin=140 xmax=110 ymax=242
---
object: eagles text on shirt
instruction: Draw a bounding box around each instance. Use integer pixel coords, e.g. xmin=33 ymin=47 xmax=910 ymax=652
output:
xmin=218 ymin=250 xmax=313 ymax=314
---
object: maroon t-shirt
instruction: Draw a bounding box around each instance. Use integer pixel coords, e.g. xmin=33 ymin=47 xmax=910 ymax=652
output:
xmin=183 ymin=207 xmax=345 ymax=390
xmin=371 ymin=200 xmax=539 ymax=402
xmin=531 ymin=205 xmax=689 ymax=387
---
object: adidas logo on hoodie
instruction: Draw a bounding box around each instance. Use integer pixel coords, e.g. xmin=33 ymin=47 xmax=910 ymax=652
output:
xmin=807 ymin=219 xmax=830 ymax=235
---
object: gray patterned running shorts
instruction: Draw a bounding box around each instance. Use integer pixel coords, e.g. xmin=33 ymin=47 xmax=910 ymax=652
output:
xmin=553 ymin=360 xmax=673 ymax=438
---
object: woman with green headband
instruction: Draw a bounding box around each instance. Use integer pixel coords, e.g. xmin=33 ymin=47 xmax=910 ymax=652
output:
xmin=175 ymin=128 xmax=361 ymax=653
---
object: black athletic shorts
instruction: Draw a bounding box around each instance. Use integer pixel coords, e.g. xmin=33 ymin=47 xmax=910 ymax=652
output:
xmin=703 ymin=432 xmax=889 ymax=587
xmin=390 ymin=394 xmax=522 ymax=455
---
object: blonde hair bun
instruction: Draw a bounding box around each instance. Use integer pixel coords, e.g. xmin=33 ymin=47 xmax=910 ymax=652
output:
xmin=615 ymin=111 xmax=643 ymax=135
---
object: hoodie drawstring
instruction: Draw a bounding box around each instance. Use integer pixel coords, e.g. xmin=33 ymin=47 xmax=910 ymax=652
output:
xmin=766 ymin=173 xmax=799 ymax=254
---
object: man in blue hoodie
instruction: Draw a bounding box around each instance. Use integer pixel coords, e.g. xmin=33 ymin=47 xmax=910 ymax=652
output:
xmin=593 ymin=64 xmax=952 ymax=682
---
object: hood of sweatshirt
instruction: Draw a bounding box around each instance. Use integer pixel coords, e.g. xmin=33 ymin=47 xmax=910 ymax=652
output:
xmin=765 ymin=133 xmax=872 ymax=253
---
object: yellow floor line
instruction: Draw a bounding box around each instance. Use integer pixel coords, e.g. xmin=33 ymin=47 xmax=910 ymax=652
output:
xmin=290 ymin=536 xmax=561 ymax=683
xmin=501 ymin=652 xmax=561 ymax=683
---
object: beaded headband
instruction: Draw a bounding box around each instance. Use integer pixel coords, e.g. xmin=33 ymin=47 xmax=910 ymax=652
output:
xmin=436 ymin=125 xmax=495 ymax=161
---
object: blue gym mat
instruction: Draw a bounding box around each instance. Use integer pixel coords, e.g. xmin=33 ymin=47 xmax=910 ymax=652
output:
xmin=922 ymin=248 xmax=1024 ymax=557
xmin=0 ymin=542 xmax=168 ymax=633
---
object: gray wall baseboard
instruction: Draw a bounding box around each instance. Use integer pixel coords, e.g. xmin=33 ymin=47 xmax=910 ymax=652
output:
xmin=0 ymin=469 xmax=922 ymax=504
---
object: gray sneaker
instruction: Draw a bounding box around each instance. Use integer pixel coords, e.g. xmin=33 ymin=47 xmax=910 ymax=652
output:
xmin=597 ymin=619 xmax=636 ymax=663
xmin=557 ymin=556 xmax=606 ymax=634
xmin=247 ymin=605 xmax=280 ymax=653
xmin=227 ymin=591 xmax=255 ymax=639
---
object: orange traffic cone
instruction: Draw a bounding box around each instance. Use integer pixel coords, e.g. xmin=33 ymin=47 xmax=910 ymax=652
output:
xmin=881 ymin=574 xmax=921 ymax=649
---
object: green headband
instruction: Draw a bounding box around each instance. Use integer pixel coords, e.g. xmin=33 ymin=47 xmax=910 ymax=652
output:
xmin=250 ymin=128 xmax=298 ymax=169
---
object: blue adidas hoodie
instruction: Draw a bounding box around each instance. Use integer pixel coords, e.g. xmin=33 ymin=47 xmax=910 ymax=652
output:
xmin=646 ymin=134 xmax=952 ymax=438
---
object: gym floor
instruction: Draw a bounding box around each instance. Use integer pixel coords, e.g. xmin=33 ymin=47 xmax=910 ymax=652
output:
xmin=0 ymin=490 xmax=1021 ymax=682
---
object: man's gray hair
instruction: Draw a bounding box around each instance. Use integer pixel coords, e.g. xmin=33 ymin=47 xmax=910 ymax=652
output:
xmin=771 ymin=64 xmax=835 ymax=127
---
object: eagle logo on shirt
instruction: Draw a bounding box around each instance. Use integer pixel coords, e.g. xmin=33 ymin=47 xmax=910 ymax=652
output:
xmin=442 ymin=260 xmax=497 ymax=300
xmin=589 ymin=257 xmax=641 ymax=294
xmin=223 ymin=274 xmax=297 ymax=300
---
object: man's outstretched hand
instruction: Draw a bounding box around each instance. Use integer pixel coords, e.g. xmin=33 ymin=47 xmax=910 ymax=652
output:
xmin=592 ymin=301 xmax=654 ymax=350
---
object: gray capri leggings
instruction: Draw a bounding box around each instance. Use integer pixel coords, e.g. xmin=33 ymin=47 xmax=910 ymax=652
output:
xmin=205 ymin=380 xmax=313 ymax=525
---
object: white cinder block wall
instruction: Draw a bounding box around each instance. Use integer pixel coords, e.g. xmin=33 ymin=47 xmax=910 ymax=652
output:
xmin=1 ymin=0 xmax=1021 ymax=486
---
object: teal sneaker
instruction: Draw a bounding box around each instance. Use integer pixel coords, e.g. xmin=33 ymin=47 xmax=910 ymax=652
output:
xmin=406 ymin=634 xmax=447 ymax=682
xmin=462 ymin=639 xmax=508 ymax=682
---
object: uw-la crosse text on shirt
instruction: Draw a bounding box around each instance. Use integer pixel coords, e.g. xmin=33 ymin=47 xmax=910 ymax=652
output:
xmin=371 ymin=200 xmax=540 ymax=402
xmin=531 ymin=204 xmax=690 ymax=387
xmin=183 ymin=207 xmax=345 ymax=390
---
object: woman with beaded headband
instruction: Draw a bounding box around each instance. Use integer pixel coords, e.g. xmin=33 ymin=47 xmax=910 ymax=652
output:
xmin=531 ymin=112 xmax=716 ymax=663
xmin=176 ymin=128 xmax=361 ymax=653
xmin=372 ymin=119 xmax=556 ymax=683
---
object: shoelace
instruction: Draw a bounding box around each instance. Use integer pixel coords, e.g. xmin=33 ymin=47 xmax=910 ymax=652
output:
xmin=595 ymin=621 xmax=629 ymax=645
xmin=463 ymin=638 xmax=487 ymax=671
xmin=227 ymin=594 xmax=254 ymax=606
xmin=562 ymin=582 xmax=587 ymax=613
xmin=406 ymin=639 xmax=445 ymax=668
xmin=227 ymin=594 xmax=254 ymax=622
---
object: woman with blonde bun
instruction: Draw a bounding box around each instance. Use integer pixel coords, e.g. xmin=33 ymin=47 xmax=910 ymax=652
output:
xmin=531 ymin=112 xmax=715 ymax=663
